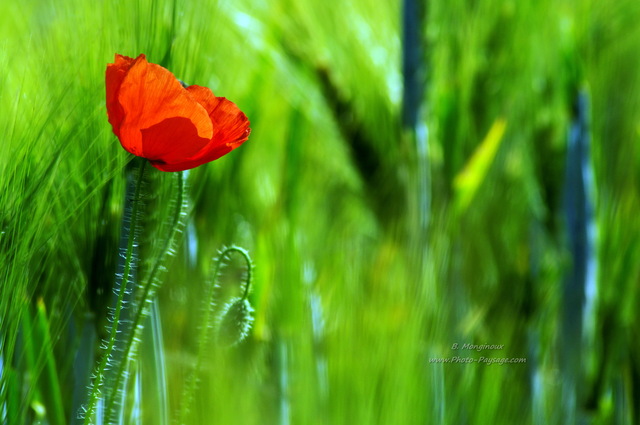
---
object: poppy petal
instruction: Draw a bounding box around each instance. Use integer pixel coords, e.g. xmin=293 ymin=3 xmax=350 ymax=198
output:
xmin=187 ymin=85 xmax=251 ymax=148
xmin=116 ymin=56 xmax=213 ymax=158
xmin=141 ymin=117 xmax=211 ymax=168
xmin=150 ymin=87 xmax=250 ymax=172
xmin=105 ymin=54 xmax=137 ymax=136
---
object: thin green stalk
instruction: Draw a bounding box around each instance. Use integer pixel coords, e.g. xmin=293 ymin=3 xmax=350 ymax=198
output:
xmin=82 ymin=160 xmax=147 ymax=425
xmin=34 ymin=300 xmax=65 ymax=425
xmin=105 ymin=170 xmax=186 ymax=421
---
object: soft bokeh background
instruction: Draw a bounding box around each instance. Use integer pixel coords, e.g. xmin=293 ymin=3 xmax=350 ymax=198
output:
xmin=2 ymin=0 xmax=640 ymax=424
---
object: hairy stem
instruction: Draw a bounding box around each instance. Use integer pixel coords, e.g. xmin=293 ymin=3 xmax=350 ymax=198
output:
xmin=105 ymin=170 xmax=186 ymax=420
xmin=82 ymin=159 xmax=147 ymax=425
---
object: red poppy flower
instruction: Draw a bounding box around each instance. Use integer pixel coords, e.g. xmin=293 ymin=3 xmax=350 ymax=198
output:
xmin=106 ymin=54 xmax=250 ymax=172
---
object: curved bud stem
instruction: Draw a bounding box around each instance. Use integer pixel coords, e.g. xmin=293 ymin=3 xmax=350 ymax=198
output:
xmin=176 ymin=245 xmax=254 ymax=424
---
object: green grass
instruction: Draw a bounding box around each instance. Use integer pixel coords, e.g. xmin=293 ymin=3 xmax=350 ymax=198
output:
xmin=2 ymin=0 xmax=640 ymax=424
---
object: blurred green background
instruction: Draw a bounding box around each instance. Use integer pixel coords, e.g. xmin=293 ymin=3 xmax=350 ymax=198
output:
xmin=2 ymin=0 xmax=640 ymax=424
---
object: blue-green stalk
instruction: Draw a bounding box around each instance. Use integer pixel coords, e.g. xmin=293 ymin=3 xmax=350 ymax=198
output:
xmin=82 ymin=159 xmax=147 ymax=425
xmin=105 ymin=170 xmax=186 ymax=422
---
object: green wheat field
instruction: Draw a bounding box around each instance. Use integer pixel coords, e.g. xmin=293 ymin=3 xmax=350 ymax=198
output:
xmin=2 ymin=0 xmax=640 ymax=424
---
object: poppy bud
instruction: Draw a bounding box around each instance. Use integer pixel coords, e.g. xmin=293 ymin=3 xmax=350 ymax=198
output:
xmin=216 ymin=297 xmax=255 ymax=347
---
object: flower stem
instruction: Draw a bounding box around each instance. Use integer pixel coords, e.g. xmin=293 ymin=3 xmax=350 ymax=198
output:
xmin=83 ymin=159 xmax=147 ymax=425
xmin=105 ymin=170 xmax=186 ymax=420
